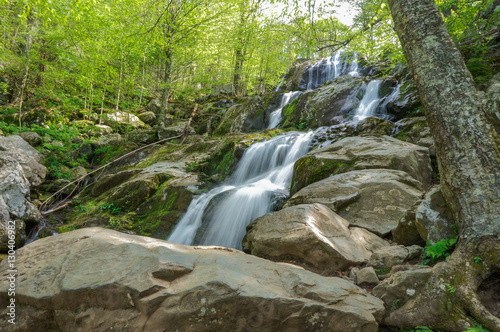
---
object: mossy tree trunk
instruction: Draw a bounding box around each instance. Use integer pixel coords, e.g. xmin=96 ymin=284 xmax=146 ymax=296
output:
xmin=386 ymin=0 xmax=500 ymax=330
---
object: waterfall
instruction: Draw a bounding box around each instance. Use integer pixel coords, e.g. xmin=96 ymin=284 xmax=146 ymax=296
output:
xmin=267 ymin=91 xmax=302 ymax=129
xmin=353 ymin=80 xmax=383 ymax=121
xmin=303 ymin=51 xmax=360 ymax=90
xmin=168 ymin=131 xmax=314 ymax=250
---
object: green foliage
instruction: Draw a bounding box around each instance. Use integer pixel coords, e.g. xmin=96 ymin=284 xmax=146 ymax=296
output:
xmin=99 ymin=202 xmax=122 ymax=215
xmin=474 ymin=256 xmax=483 ymax=264
xmin=444 ymin=283 xmax=456 ymax=294
xmin=391 ymin=299 xmax=400 ymax=311
xmin=422 ymin=237 xmax=457 ymax=265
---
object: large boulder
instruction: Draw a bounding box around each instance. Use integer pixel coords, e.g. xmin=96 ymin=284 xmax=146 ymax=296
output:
xmin=0 ymin=153 xmax=41 ymax=221
xmin=146 ymin=98 xmax=162 ymax=117
xmin=138 ymin=111 xmax=157 ymax=126
xmin=0 ymin=134 xmax=44 ymax=164
xmin=243 ymin=204 xmax=389 ymax=274
xmin=103 ymin=111 xmax=147 ymax=132
xmin=281 ymin=60 xmax=312 ymax=91
xmin=372 ymin=267 xmax=433 ymax=310
xmin=281 ymin=75 xmax=364 ymax=128
xmin=290 ymin=135 xmax=432 ymax=195
xmin=17 ymin=131 xmax=42 ymax=147
xmin=0 ymin=153 xmax=42 ymax=253
xmin=0 ymin=228 xmax=385 ymax=331
xmin=213 ymin=96 xmax=266 ymax=135
xmin=287 ymin=169 xmax=424 ymax=236
xmin=415 ymin=186 xmax=456 ymax=244
xmin=157 ymin=122 xmax=195 ymax=140
xmin=91 ymin=133 xmax=123 ymax=150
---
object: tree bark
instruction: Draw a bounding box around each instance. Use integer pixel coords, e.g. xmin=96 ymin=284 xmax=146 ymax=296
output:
xmin=386 ymin=0 xmax=500 ymax=330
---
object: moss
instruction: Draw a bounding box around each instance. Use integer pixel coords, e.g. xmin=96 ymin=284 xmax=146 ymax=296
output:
xmin=291 ymin=157 xmax=357 ymax=194
xmin=281 ymin=98 xmax=300 ymax=128
xmin=127 ymin=182 xmax=193 ymax=237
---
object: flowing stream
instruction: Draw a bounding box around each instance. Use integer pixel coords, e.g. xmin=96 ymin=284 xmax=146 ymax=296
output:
xmin=304 ymin=52 xmax=360 ymax=90
xmin=168 ymin=131 xmax=314 ymax=250
xmin=267 ymin=91 xmax=302 ymax=129
xmin=353 ymin=80 xmax=383 ymax=121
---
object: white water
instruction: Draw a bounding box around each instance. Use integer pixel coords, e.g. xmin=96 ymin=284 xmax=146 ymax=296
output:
xmin=353 ymin=80 xmax=383 ymax=121
xmin=168 ymin=131 xmax=314 ymax=250
xmin=267 ymin=91 xmax=302 ymax=129
xmin=305 ymin=52 xmax=360 ymax=90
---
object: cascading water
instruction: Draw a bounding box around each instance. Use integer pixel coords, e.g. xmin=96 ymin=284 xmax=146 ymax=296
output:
xmin=303 ymin=52 xmax=360 ymax=90
xmin=267 ymin=91 xmax=302 ymax=129
xmin=353 ymin=80 xmax=383 ymax=121
xmin=168 ymin=131 xmax=314 ymax=250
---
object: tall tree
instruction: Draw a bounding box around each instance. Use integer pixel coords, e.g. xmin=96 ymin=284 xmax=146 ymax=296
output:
xmin=385 ymin=0 xmax=500 ymax=330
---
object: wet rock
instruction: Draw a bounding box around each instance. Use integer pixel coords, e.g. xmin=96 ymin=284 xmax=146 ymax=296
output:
xmin=357 ymin=267 xmax=379 ymax=287
xmin=385 ymin=80 xmax=422 ymax=120
xmin=243 ymin=203 xmax=389 ymax=274
xmin=17 ymin=131 xmax=42 ymax=146
xmin=369 ymin=245 xmax=423 ymax=270
xmin=291 ymin=135 xmax=432 ymax=194
xmin=287 ymin=169 xmax=423 ymax=236
xmin=281 ymin=75 xmax=364 ymax=128
xmin=415 ymin=186 xmax=456 ymax=244
xmin=282 ymin=59 xmax=312 ymax=91
xmin=312 ymin=117 xmax=395 ymax=148
xmin=214 ymin=96 xmax=266 ymax=135
xmin=392 ymin=200 xmax=426 ymax=246
xmin=134 ymin=173 xmax=199 ymax=238
xmin=0 ymin=227 xmax=385 ymax=332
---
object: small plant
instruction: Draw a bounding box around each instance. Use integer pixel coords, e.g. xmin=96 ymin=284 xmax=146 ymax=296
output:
xmin=391 ymin=299 xmax=400 ymax=311
xmin=109 ymin=218 xmax=124 ymax=227
xmin=444 ymin=283 xmax=456 ymax=294
xmin=473 ymin=257 xmax=483 ymax=264
xmin=422 ymin=237 xmax=457 ymax=265
xmin=73 ymin=205 xmax=89 ymax=213
xmin=100 ymin=202 xmax=122 ymax=215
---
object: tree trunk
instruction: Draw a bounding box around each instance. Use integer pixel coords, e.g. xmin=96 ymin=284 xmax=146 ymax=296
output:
xmin=385 ymin=0 xmax=500 ymax=330
xmin=233 ymin=47 xmax=244 ymax=95
xmin=159 ymin=47 xmax=172 ymax=125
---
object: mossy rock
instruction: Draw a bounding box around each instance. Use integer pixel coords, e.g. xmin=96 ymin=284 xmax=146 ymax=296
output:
xmin=281 ymin=75 xmax=364 ymax=129
xmin=213 ymin=96 xmax=266 ymax=135
xmin=129 ymin=174 xmax=199 ymax=237
xmin=290 ymin=135 xmax=432 ymax=195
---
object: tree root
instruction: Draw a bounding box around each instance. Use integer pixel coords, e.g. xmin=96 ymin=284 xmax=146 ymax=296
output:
xmin=383 ymin=240 xmax=500 ymax=331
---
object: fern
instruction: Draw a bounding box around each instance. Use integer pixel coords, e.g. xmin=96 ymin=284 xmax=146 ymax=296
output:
xmin=422 ymin=237 xmax=457 ymax=265
xmin=444 ymin=283 xmax=456 ymax=294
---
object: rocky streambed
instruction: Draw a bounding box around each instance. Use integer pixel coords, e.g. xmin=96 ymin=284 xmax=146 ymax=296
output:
xmin=1 ymin=59 xmax=498 ymax=331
